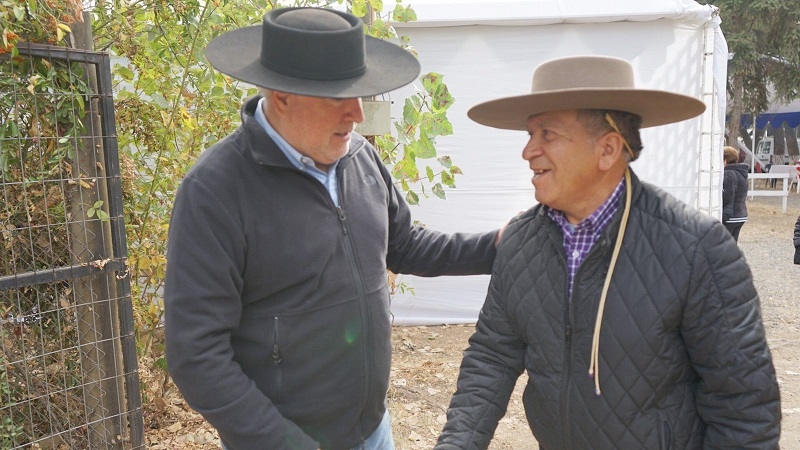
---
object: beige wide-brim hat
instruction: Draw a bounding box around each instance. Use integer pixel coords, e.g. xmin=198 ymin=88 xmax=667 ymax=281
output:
xmin=468 ymin=55 xmax=705 ymax=130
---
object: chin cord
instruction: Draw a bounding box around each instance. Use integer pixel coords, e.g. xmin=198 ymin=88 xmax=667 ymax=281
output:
xmin=588 ymin=168 xmax=632 ymax=396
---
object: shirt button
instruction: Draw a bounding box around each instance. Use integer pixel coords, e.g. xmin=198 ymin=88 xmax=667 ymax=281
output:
xmin=572 ymin=250 xmax=580 ymax=258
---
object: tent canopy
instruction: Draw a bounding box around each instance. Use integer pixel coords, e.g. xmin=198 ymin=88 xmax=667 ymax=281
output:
xmin=389 ymin=0 xmax=715 ymax=26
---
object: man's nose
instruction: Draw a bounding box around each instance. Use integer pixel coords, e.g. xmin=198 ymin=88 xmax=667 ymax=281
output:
xmin=522 ymin=138 xmax=540 ymax=161
xmin=345 ymin=98 xmax=365 ymax=123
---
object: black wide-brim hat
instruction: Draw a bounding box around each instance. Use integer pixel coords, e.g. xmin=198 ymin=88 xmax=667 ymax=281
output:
xmin=205 ymin=7 xmax=421 ymax=98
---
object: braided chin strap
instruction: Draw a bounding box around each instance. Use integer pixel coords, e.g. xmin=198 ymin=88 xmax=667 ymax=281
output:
xmin=588 ymin=168 xmax=632 ymax=396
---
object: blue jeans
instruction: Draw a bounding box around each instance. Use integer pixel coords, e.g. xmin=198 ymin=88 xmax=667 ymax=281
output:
xmin=220 ymin=409 xmax=394 ymax=450
xmin=352 ymin=409 xmax=394 ymax=450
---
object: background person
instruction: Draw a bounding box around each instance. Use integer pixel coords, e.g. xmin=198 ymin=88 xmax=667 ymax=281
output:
xmin=435 ymin=55 xmax=781 ymax=450
xmin=722 ymin=145 xmax=749 ymax=241
xmin=794 ymin=213 xmax=800 ymax=264
xmin=164 ymin=7 xmax=500 ymax=450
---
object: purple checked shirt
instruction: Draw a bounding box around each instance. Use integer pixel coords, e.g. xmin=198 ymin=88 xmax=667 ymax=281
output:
xmin=547 ymin=178 xmax=625 ymax=299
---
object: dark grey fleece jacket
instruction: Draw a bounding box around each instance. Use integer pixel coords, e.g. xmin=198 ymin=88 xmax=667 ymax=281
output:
xmin=164 ymin=96 xmax=498 ymax=450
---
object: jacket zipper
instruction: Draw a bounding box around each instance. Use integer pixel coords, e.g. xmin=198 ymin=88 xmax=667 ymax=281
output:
xmin=558 ymin=244 xmax=573 ymax=450
xmin=334 ymin=166 xmax=373 ymax=441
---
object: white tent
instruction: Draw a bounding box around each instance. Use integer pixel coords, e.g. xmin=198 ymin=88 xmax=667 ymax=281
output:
xmin=385 ymin=0 xmax=729 ymax=325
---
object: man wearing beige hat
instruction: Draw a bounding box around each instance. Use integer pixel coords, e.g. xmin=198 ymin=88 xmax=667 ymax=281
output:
xmin=435 ymin=55 xmax=781 ymax=449
xmin=163 ymin=7 xmax=502 ymax=450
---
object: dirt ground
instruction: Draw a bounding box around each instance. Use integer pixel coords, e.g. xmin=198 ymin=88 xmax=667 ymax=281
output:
xmin=143 ymin=192 xmax=800 ymax=449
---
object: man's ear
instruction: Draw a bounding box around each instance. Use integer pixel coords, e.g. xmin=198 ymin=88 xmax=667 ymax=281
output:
xmin=596 ymin=132 xmax=625 ymax=172
xmin=269 ymin=90 xmax=292 ymax=112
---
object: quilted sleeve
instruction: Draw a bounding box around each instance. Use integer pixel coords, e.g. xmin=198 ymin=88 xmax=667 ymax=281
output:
xmin=434 ymin=268 xmax=526 ymax=450
xmin=794 ymin=214 xmax=800 ymax=248
xmin=794 ymin=214 xmax=800 ymax=264
xmin=681 ymin=222 xmax=781 ymax=449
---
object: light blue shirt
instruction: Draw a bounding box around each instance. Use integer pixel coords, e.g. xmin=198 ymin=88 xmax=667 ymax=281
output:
xmin=254 ymin=97 xmax=340 ymax=206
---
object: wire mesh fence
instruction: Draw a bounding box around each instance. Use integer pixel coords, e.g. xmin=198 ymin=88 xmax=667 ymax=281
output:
xmin=1 ymin=43 xmax=143 ymax=449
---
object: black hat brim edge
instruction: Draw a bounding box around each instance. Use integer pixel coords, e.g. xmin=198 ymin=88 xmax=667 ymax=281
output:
xmin=205 ymin=25 xmax=421 ymax=98
xmin=467 ymin=89 xmax=706 ymax=130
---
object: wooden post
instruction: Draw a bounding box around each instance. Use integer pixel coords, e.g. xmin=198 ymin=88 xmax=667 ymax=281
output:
xmin=69 ymin=13 xmax=126 ymax=449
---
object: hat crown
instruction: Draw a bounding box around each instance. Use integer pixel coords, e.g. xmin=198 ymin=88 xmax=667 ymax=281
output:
xmin=274 ymin=8 xmax=351 ymax=31
xmin=532 ymin=56 xmax=635 ymax=92
xmin=261 ymin=8 xmax=366 ymax=81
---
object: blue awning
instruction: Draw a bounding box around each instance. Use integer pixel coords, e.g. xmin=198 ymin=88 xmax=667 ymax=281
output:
xmin=740 ymin=112 xmax=800 ymax=129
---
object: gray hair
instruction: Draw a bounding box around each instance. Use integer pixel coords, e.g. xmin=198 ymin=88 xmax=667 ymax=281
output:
xmin=577 ymin=109 xmax=643 ymax=162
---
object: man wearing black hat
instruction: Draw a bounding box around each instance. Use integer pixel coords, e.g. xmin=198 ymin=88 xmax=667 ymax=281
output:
xmin=435 ymin=56 xmax=781 ymax=449
xmin=163 ymin=7 xmax=500 ymax=450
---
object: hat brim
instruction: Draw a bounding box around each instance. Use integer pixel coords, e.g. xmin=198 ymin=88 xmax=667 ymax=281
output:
xmin=206 ymin=25 xmax=421 ymax=98
xmin=467 ymin=89 xmax=706 ymax=130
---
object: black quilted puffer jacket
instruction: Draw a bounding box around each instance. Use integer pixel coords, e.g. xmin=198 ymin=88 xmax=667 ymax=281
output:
xmin=436 ymin=171 xmax=781 ymax=450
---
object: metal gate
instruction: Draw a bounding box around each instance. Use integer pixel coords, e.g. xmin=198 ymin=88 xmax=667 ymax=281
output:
xmin=1 ymin=42 xmax=143 ymax=449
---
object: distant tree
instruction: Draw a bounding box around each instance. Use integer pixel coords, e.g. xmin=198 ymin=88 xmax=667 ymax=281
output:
xmin=699 ymin=0 xmax=800 ymax=147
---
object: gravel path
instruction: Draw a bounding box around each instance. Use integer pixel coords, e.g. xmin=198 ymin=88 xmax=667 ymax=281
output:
xmin=738 ymin=191 xmax=800 ymax=449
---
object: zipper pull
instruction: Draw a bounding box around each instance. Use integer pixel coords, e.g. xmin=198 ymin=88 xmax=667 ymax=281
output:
xmin=272 ymin=344 xmax=281 ymax=365
xmin=272 ymin=317 xmax=281 ymax=364
xmin=336 ymin=206 xmax=348 ymax=235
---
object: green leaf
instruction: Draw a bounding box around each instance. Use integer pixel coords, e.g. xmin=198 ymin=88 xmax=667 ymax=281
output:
xmin=425 ymin=166 xmax=434 ymax=182
xmin=421 ymin=72 xmax=443 ymax=95
xmin=351 ymin=0 xmax=367 ymax=17
xmin=12 ymin=5 xmax=24 ymax=21
xmin=392 ymin=159 xmax=407 ymax=179
xmin=431 ymin=83 xmax=455 ymax=111
xmin=441 ymin=170 xmax=455 ymax=187
xmin=437 ymin=155 xmax=453 ymax=168
xmin=116 ymin=66 xmax=135 ymax=82
xmin=154 ymin=357 xmax=168 ymax=371
xmin=6 ymin=120 xmax=19 ymax=138
xmin=402 ymin=98 xmax=421 ymax=126
xmin=392 ymin=4 xmax=417 ymax=22
xmin=149 ymin=92 xmax=169 ymax=108
xmin=405 ymin=190 xmax=419 ymax=205
xmin=432 ymin=183 xmax=446 ymax=199
xmin=414 ymin=132 xmax=436 ymax=159
xmin=368 ymin=0 xmax=384 ymax=13
xmin=426 ymin=112 xmax=454 ymax=137
xmin=396 ymin=149 xmax=419 ymax=179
